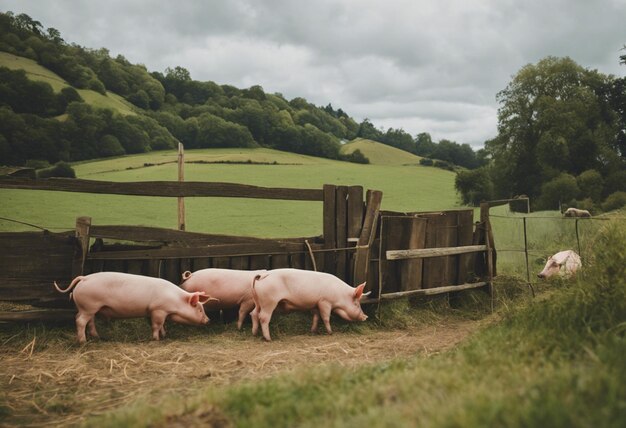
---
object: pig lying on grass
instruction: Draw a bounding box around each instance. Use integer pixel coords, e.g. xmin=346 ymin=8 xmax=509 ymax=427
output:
xmin=250 ymin=268 xmax=370 ymax=341
xmin=181 ymin=268 xmax=266 ymax=330
xmin=537 ymin=250 xmax=582 ymax=279
xmin=54 ymin=272 xmax=215 ymax=343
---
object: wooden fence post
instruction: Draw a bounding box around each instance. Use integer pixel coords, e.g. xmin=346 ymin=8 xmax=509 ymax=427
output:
xmin=335 ymin=185 xmax=348 ymax=281
xmin=72 ymin=216 xmax=91 ymax=277
xmin=353 ymin=190 xmax=383 ymax=289
xmin=177 ymin=142 xmax=185 ymax=231
xmin=323 ymin=184 xmax=337 ymax=275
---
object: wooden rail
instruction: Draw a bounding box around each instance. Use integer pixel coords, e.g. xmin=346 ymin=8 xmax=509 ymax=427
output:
xmin=0 ymin=177 xmax=324 ymax=200
xmin=361 ymin=281 xmax=489 ymax=304
xmin=386 ymin=245 xmax=487 ymax=260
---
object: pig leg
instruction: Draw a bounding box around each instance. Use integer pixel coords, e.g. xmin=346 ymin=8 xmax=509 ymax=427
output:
xmin=318 ymin=303 xmax=333 ymax=335
xmin=237 ymin=300 xmax=255 ymax=330
xmin=150 ymin=311 xmax=167 ymax=340
xmin=159 ymin=324 xmax=166 ymax=338
xmin=75 ymin=312 xmax=92 ymax=344
xmin=87 ymin=317 xmax=100 ymax=339
xmin=258 ymin=302 xmax=278 ymax=341
xmin=310 ymin=309 xmax=320 ymax=334
xmin=250 ymin=306 xmax=260 ymax=336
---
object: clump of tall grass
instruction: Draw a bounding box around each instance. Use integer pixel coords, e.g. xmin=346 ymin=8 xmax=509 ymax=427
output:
xmin=504 ymin=222 xmax=625 ymax=354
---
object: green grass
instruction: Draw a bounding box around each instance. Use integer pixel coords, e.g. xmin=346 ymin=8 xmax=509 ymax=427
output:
xmin=0 ymin=148 xmax=458 ymax=236
xmin=85 ymin=222 xmax=626 ymax=427
xmin=488 ymin=204 xmax=619 ymax=281
xmin=340 ymin=137 xmax=422 ymax=165
xmin=0 ymin=51 xmax=136 ymax=115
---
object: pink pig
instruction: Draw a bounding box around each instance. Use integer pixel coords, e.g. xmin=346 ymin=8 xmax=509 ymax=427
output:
xmin=180 ymin=268 xmax=267 ymax=329
xmin=537 ymin=250 xmax=582 ymax=279
xmin=54 ymin=272 xmax=214 ymax=343
xmin=250 ymin=268 xmax=370 ymax=341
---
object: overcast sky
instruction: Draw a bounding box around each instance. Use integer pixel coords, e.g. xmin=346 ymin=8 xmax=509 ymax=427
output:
xmin=3 ymin=0 xmax=626 ymax=148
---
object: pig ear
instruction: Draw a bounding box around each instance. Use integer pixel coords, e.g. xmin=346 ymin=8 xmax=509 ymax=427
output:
xmin=188 ymin=292 xmax=200 ymax=306
xmin=354 ymin=282 xmax=366 ymax=299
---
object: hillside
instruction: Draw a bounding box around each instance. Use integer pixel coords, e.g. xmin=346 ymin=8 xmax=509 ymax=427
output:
xmin=341 ymin=137 xmax=422 ymax=165
xmin=0 ymin=51 xmax=136 ymax=115
xmin=1 ymin=147 xmax=458 ymax=235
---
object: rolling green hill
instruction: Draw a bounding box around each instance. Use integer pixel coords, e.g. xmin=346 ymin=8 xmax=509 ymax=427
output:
xmin=1 ymin=147 xmax=458 ymax=237
xmin=340 ymin=137 xmax=422 ymax=165
xmin=0 ymin=51 xmax=136 ymax=116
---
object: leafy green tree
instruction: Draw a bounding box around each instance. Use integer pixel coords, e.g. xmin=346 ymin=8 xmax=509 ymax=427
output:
xmin=415 ymin=132 xmax=435 ymax=156
xmin=577 ymin=170 xmax=604 ymax=202
xmin=536 ymin=173 xmax=580 ymax=210
xmin=455 ymin=168 xmax=494 ymax=206
xmin=602 ymin=191 xmax=626 ymax=211
xmin=357 ymin=119 xmax=383 ymax=141
xmin=37 ymin=161 xmax=75 ymax=178
xmin=488 ymin=56 xmax=622 ymax=201
xmin=98 ymin=134 xmax=125 ymax=157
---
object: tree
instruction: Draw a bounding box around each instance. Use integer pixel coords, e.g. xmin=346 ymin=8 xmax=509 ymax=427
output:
xmin=577 ymin=169 xmax=604 ymax=202
xmin=537 ymin=173 xmax=580 ymax=210
xmin=357 ymin=119 xmax=383 ymax=141
xmin=455 ymin=168 xmax=494 ymax=206
xmin=488 ymin=56 xmax=622 ymax=201
xmin=414 ymin=132 xmax=435 ymax=156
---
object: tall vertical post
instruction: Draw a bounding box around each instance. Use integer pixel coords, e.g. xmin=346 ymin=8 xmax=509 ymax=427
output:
xmin=523 ymin=217 xmax=530 ymax=283
xmin=72 ymin=216 xmax=91 ymax=278
xmin=177 ymin=142 xmax=185 ymax=231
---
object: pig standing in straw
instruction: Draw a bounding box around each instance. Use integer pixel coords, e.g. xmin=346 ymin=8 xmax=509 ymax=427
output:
xmin=180 ymin=268 xmax=266 ymax=330
xmin=54 ymin=272 xmax=216 ymax=343
xmin=537 ymin=250 xmax=582 ymax=279
xmin=250 ymin=268 xmax=370 ymax=341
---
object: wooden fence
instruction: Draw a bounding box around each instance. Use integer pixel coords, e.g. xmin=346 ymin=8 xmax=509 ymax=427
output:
xmin=0 ymin=176 xmax=495 ymax=321
xmin=0 ymin=177 xmax=382 ymax=320
xmin=360 ymin=209 xmax=493 ymax=304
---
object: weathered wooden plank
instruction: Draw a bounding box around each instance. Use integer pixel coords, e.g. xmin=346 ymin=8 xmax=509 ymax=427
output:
xmin=386 ymin=245 xmax=487 ymax=260
xmin=0 ymin=232 xmax=75 ymax=290
xmin=421 ymin=212 xmax=446 ymax=288
xmin=85 ymin=242 xmax=308 ymax=260
xmin=72 ymin=216 xmax=91 ymax=278
xmin=360 ymin=281 xmax=489 ymax=304
xmin=380 ymin=216 xmax=428 ymax=294
xmin=0 ymin=279 xmax=65 ymax=301
xmin=353 ymin=190 xmax=383 ymax=289
xmin=249 ymin=254 xmax=271 ymax=271
xmin=0 ymin=177 xmax=324 ymax=200
xmin=323 ymin=184 xmax=337 ymax=275
xmin=456 ymin=210 xmax=475 ymax=284
xmin=335 ymin=185 xmax=349 ymax=281
xmin=0 ymin=309 xmax=76 ymax=322
xmin=347 ymin=186 xmax=364 ymax=240
xmin=162 ymin=259 xmax=181 ymax=285
xmin=270 ymin=253 xmax=290 ymax=269
xmin=177 ymin=143 xmax=186 ymax=231
xmin=89 ymin=225 xmax=321 ymax=245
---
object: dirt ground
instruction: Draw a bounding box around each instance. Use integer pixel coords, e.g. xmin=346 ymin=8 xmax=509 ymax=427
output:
xmin=0 ymin=318 xmax=482 ymax=427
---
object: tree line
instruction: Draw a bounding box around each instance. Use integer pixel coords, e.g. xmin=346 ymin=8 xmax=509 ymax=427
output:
xmin=455 ymin=55 xmax=626 ymax=213
xmin=0 ymin=11 xmax=486 ymax=170
xmin=0 ymin=11 xmax=363 ymax=166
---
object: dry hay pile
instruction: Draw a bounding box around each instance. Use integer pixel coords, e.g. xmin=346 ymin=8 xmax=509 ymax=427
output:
xmin=0 ymin=318 xmax=481 ymax=427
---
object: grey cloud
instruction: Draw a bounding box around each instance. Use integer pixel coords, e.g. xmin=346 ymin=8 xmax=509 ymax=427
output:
xmin=2 ymin=0 xmax=624 ymax=148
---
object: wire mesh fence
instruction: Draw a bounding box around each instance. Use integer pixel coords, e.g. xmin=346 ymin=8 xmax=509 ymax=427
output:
xmin=489 ymin=206 xmax=624 ymax=283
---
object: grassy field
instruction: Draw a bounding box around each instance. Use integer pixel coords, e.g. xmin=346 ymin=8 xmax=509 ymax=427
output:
xmin=0 ymin=222 xmax=623 ymax=427
xmin=340 ymin=138 xmax=422 ymax=165
xmin=88 ymin=222 xmax=626 ymax=427
xmin=0 ymin=147 xmax=458 ymax=236
xmin=0 ymin=51 xmax=136 ymax=115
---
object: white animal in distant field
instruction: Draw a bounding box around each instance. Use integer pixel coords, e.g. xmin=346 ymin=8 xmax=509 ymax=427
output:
xmin=563 ymin=208 xmax=591 ymax=218
xmin=537 ymin=250 xmax=582 ymax=279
